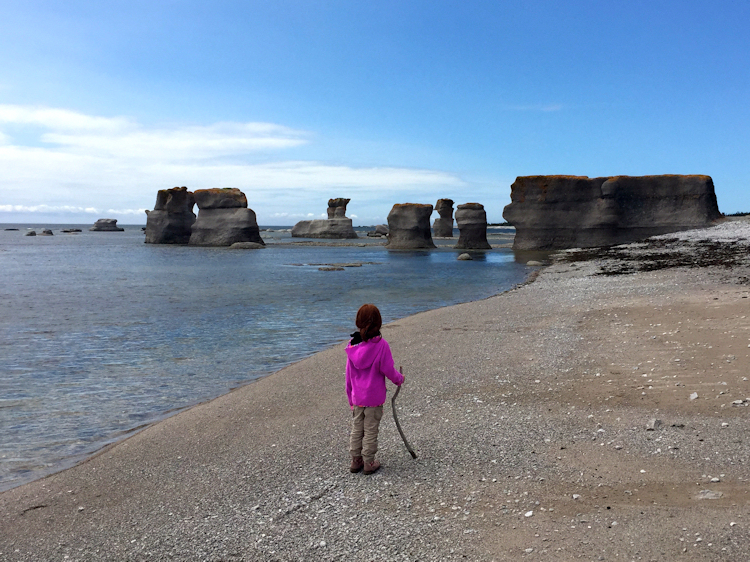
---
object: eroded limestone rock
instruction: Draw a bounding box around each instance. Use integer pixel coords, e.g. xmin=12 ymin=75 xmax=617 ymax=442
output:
xmin=145 ymin=186 xmax=196 ymax=244
xmin=291 ymin=218 xmax=358 ymax=239
xmin=327 ymin=198 xmax=351 ymax=219
xmin=292 ymin=198 xmax=357 ymax=239
xmin=503 ymin=175 xmax=722 ymax=250
xmin=89 ymin=219 xmax=124 ymax=232
xmin=385 ymin=203 xmax=436 ymax=249
xmin=189 ymin=188 xmax=264 ymax=246
xmin=455 ymin=203 xmax=491 ymax=250
xmin=433 ymin=199 xmax=454 ymax=237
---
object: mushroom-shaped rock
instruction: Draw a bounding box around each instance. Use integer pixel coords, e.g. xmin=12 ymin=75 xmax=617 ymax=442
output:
xmin=145 ymin=186 xmax=196 ymax=244
xmin=433 ymin=198 xmax=454 ymax=237
xmin=502 ymin=175 xmax=722 ymax=250
xmin=386 ymin=204 xmax=436 ymax=249
xmin=188 ymin=188 xmax=264 ymax=247
xmin=327 ymin=198 xmax=351 ymax=219
xmin=455 ymin=203 xmax=491 ymax=250
xmin=89 ymin=219 xmax=124 ymax=231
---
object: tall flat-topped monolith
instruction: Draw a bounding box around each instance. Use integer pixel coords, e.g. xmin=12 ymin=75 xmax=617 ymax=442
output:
xmin=145 ymin=186 xmax=196 ymax=244
xmin=433 ymin=199 xmax=454 ymax=237
xmin=291 ymin=197 xmax=358 ymax=239
xmin=455 ymin=203 xmax=491 ymax=249
xmin=188 ymin=188 xmax=264 ymax=246
xmin=503 ymin=175 xmax=722 ymax=250
xmin=327 ymin=198 xmax=350 ymax=219
xmin=385 ymin=203 xmax=436 ymax=249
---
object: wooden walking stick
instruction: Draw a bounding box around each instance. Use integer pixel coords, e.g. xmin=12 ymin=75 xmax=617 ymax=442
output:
xmin=392 ymin=367 xmax=417 ymax=459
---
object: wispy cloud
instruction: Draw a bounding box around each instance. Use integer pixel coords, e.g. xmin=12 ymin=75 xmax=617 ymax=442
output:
xmin=0 ymin=104 xmax=309 ymax=159
xmin=0 ymin=105 xmax=466 ymax=224
xmin=0 ymin=204 xmax=146 ymax=215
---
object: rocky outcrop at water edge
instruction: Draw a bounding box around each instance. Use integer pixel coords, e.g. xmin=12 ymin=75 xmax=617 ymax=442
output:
xmin=456 ymin=203 xmax=492 ymax=246
xmin=455 ymin=203 xmax=491 ymax=249
xmin=502 ymin=174 xmax=722 ymax=250
xmin=189 ymin=188 xmax=264 ymax=247
xmin=433 ymin=198 xmax=454 ymax=237
xmin=385 ymin=203 xmax=436 ymax=249
xmin=90 ymin=219 xmax=124 ymax=232
xmin=291 ymin=198 xmax=358 ymax=239
xmin=145 ymin=186 xmax=196 ymax=244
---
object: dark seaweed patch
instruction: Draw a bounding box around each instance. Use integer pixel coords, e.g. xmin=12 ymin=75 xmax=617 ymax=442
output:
xmin=555 ymin=237 xmax=748 ymax=276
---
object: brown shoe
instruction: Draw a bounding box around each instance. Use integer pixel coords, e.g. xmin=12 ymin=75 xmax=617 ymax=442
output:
xmin=350 ymin=456 xmax=364 ymax=473
xmin=363 ymin=459 xmax=381 ymax=475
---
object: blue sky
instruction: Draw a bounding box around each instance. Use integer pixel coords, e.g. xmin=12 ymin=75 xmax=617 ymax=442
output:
xmin=1 ymin=0 xmax=748 ymax=225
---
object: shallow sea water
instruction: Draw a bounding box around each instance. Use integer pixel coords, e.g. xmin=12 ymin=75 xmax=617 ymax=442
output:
xmin=0 ymin=224 xmax=528 ymax=490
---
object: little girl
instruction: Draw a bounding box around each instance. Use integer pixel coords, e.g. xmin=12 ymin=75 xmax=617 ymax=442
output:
xmin=345 ymin=303 xmax=404 ymax=475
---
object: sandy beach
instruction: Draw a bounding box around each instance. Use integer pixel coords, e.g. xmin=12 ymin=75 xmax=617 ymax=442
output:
xmin=2 ymin=220 xmax=750 ymax=561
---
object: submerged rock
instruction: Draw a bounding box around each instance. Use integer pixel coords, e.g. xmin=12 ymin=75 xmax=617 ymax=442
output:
xmin=229 ymin=241 xmax=266 ymax=250
xmin=455 ymin=203 xmax=491 ymax=250
xmin=89 ymin=219 xmax=124 ymax=232
xmin=145 ymin=186 xmax=196 ymax=244
xmin=433 ymin=198 xmax=454 ymax=237
xmin=25 ymin=230 xmax=36 ymax=236
xmin=189 ymin=188 xmax=264 ymax=247
xmin=385 ymin=203 xmax=436 ymax=249
xmin=39 ymin=229 xmax=54 ymax=236
xmin=503 ymin=175 xmax=722 ymax=250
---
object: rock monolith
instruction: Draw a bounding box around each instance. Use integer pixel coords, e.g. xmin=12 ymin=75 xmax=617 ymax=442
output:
xmin=89 ymin=219 xmax=124 ymax=232
xmin=503 ymin=175 xmax=722 ymax=250
xmin=433 ymin=199 xmax=454 ymax=237
xmin=385 ymin=204 xmax=436 ymax=249
xmin=188 ymin=188 xmax=264 ymax=247
xmin=145 ymin=186 xmax=196 ymax=244
xmin=455 ymin=203 xmax=491 ymax=249
xmin=327 ymin=198 xmax=351 ymax=219
xmin=292 ymin=198 xmax=358 ymax=239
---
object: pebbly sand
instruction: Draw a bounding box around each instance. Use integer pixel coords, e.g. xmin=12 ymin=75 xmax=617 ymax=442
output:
xmin=2 ymin=220 xmax=750 ymax=561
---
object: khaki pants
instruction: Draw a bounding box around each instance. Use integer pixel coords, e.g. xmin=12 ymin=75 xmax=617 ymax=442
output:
xmin=349 ymin=405 xmax=383 ymax=464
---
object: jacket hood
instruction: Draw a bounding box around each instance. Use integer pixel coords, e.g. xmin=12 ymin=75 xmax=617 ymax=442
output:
xmin=345 ymin=336 xmax=384 ymax=370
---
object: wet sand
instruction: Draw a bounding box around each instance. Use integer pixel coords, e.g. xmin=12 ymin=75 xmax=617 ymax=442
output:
xmin=2 ymin=221 xmax=750 ymax=561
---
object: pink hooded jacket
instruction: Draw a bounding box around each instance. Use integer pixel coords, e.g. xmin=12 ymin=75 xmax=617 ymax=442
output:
xmin=345 ymin=336 xmax=404 ymax=408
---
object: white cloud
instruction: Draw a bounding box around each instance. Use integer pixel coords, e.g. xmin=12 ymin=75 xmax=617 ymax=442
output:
xmin=0 ymin=105 xmax=133 ymax=132
xmin=0 ymin=204 xmax=146 ymax=215
xmin=0 ymin=104 xmax=468 ymax=224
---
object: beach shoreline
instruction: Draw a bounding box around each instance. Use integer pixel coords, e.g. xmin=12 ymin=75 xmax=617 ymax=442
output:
xmin=2 ymin=220 xmax=750 ymax=561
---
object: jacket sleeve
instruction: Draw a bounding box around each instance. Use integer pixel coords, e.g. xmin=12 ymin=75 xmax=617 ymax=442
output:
xmin=379 ymin=339 xmax=405 ymax=386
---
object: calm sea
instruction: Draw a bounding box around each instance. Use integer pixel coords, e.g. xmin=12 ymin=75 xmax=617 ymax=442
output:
xmin=0 ymin=224 xmax=527 ymax=491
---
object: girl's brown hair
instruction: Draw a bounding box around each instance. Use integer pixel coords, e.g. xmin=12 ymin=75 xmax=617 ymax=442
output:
xmin=356 ymin=303 xmax=382 ymax=341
